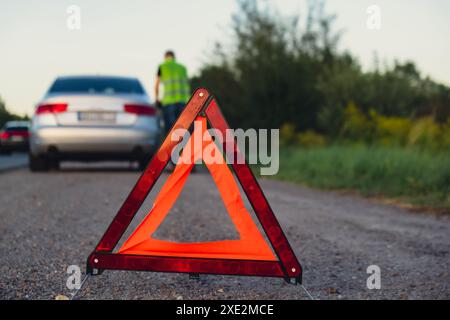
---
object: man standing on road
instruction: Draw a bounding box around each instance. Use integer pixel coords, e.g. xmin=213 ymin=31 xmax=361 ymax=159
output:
xmin=154 ymin=50 xmax=190 ymax=135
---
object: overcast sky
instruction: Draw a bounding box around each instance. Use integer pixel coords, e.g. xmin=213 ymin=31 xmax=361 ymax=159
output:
xmin=1 ymin=0 xmax=449 ymax=116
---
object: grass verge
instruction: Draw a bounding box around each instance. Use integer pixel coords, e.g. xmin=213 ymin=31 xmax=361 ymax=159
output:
xmin=274 ymin=145 xmax=450 ymax=211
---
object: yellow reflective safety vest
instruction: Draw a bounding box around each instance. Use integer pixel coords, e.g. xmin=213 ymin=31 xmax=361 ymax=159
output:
xmin=159 ymin=58 xmax=190 ymax=106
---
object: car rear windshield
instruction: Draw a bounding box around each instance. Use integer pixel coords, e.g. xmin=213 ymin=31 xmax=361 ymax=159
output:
xmin=5 ymin=127 xmax=28 ymax=132
xmin=48 ymin=77 xmax=145 ymax=94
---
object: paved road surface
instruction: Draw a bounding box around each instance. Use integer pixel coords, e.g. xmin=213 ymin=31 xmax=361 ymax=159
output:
xmin=0 ymin=165 xmax=448 ymax=299
xmin=0 ymin=153 xmax=28 ymax=172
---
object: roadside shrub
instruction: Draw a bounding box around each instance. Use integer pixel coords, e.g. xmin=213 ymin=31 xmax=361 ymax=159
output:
xmin=340 ymin=102 xmax=373 ymax=142
xmin=280 ymin=123 xmax=297 ymax=146
xmin=339 ymin=103 xmax=449 ymax=151
xmin=297 ymin=130 xmax=327 ymax=147
xmin=372 ymin=111 xmax=412 ymax=146
xmin=283 ymin=109 xmax=449 ymax=151
xmin=408 ymin=117 xmax=441 ymax=149
xmin=438 ymin=119 xmax=450 ymax=149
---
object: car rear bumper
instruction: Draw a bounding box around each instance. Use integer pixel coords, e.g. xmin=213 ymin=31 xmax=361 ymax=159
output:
xmin=30 ymin=126 xmax=160 ymax=156
xmin=0 ymin=140 xmax=29 ymax=151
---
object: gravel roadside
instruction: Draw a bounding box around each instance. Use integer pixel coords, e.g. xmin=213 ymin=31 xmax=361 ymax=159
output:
xmin=0 ymin=167 xmax=448 ymax=300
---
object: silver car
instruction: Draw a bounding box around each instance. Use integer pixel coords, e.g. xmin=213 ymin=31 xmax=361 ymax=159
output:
xmin=29 ymin=75 xmax=161 ymax=171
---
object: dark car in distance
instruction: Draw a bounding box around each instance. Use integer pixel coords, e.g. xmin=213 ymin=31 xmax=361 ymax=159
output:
xmin=0 ymin=121 xmax=30 ymax=154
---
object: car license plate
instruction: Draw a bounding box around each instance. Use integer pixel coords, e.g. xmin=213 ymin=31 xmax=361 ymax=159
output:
xmin=78 ymin=112 xmax=116 ymax=123
xmin=11 ymin=136 xmax=24 ymax=142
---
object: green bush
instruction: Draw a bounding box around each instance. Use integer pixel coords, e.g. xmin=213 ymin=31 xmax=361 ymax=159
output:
xmin=340 ymin=102 xmax=373 ymax=142
xmin=296 ymin=130 xmax=327 ymax=147
xmin=439 ymin=119 xmax=450 ymax=149
xmin=372 ymin=111 xmax=412 ymax=146
xmin=279 ymin=123 xmax=297 ymax=146
xmin=337 ymin=103 xmax=449 ymax=150
xmin=280 ymin=123 xmax=327 ymax=147
xmin=408 ymin=117 xmax=441 ymax=150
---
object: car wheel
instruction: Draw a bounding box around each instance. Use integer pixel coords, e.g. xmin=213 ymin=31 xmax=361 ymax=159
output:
xmin=48 ymin=159 xmax=60 ymax=170
xmin=138 ymin=159 xmax=148 ymax=171
xmin=29 ymin=153 xmax=49 ymax=172
xmin=138 ymin=154 xmax=152 ymax=171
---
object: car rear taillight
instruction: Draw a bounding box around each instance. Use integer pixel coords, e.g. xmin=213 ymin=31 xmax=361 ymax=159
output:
xmin=124 ymin=104 xmax=156 ymax=116
xmin=0 ymin=131 xmax=29 ymax=140
xmin=36 ymin=103 xmax=68 ymax=114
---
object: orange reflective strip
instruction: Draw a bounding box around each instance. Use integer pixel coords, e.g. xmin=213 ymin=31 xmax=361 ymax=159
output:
xmin=118 ymin=117 xmax=276 ymax=261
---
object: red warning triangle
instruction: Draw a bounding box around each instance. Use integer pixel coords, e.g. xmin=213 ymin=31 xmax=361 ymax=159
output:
xmin=87 ymin=88 xmax=302 ymax=283
xmin=118 ymin=116 xmax=275 ymax=261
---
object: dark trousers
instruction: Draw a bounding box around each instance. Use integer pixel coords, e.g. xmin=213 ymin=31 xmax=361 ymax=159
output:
xmin=162 ymin=103 xmax=185 ymax=134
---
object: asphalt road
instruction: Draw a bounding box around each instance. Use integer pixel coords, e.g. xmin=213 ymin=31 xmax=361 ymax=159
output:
xmin=0 ymin=164 xmax=449 ymax=300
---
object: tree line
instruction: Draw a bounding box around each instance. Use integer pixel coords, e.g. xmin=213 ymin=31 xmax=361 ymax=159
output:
xmin=0 ymin=97 xmax=29 ymax=128
xmin=191 ymin=0 xmax=450 ymax=144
